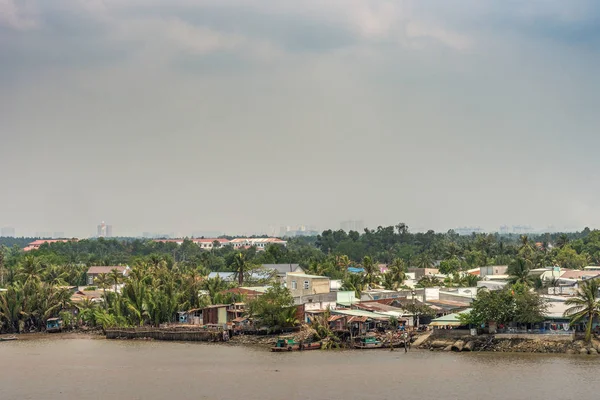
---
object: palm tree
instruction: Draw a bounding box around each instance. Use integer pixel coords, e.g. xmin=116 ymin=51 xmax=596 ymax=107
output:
xmin=556 ymin=234 xmax=570 ymax=249
xmin=341 ymin=273 xmax=365 ymax=299
xmin=508 ymin=258 xmax=533 ymax=286
xmin=462 ymin=274 xmax=480 ymax=287
xmin=415 ymin=253 xmax=434 ymax=269
xmin=362 ymin=256 xmax=379 ymax=288
xmin=94 ymin=273 xmax=111 ymax=309
xmin=109 ymin=269 xmax=122 ymax=293
xmin=18 ymin=255 xmax=42 ymax=283
xmin=387 ymin=258 xmax=406 ymax=288
xmin=231 ymin=253 xmax=247 ymax=286
xmin=564 ymin=279 xmax=600 ymax=343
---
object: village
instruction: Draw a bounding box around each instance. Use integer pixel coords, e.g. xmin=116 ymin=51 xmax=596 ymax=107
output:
xmin=59 ymin=260 xmax=600 ymax=354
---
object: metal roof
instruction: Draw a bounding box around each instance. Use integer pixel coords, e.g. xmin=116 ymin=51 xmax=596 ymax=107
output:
xmin=429 ymin=309 xmax=471 ymax=326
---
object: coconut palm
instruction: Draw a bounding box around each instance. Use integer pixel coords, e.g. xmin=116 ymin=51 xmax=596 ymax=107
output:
xmin=341 ymin=273 xmax=365 ymax=299
xmin=564 ymin=279 xmax=600 ymax=343
xmin=109 ymin=268 xmax=122 ymax=293
xmin=508 ymin=258 xmax=533 ymax=286
xmin=94 ymin=273 xmax=111 ymax=309
xmin=362 ymin=256 xmax=379 ymax=288
xmin=556 ymin=234 xmax=570 ymax=249
xmin=231 ymin=253 xmax=247 ymax=286
xmin=18 ymin=255 xmax=42 ymax=283
xmin=414 ymin=253 xmax=434 ymax=269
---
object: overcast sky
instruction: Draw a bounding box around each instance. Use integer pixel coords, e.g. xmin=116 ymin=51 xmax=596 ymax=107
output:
xmin=1 ymin=0 xmax=599 ymax=237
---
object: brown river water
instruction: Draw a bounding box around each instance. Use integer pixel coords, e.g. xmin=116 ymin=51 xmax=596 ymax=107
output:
xmin=1 ymin=338 xmax=600 ymax=400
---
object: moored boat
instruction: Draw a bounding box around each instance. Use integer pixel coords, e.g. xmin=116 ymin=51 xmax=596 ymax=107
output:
xmin=0 ymin=336 xmax=18 ymax=342
xmin=271 ymin=338 xmax=322 ymax=352
xmin=354 ymin=336 xmax=383 ymax=349
xmin=46 ymin=318 xmax=63 ymax=333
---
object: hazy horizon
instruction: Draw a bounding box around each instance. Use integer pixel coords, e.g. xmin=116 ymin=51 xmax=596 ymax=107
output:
xmin=2 ymin=1 xmax=599 ymax=237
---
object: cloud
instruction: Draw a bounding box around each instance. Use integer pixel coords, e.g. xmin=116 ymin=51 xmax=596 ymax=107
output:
xmin=406 ymin=21 xmax=472 ymax=50
xmin=0 ymin=0 xmax=38 ymax=30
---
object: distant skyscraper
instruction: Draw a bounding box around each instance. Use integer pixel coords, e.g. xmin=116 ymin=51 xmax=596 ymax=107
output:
xmin=53 ymin=232 xmax=65 ymax=239
xmin=340 ymin=220 xmax=364 ymax=232
xmin=1 ymin=227 xmax=15 ymax=237
xmin=97 ymin=221 xmax=113 ymax=238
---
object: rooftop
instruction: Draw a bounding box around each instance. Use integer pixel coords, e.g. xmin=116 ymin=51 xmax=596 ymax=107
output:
xmin=87 ymin=266 xmax=128 ymax=274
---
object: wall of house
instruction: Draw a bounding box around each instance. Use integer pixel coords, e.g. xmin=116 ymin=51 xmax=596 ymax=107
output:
xmin=480 ymin=266 xmax=508 ymax=277
xmin=287 ymin=276 xmax=330 ymax=297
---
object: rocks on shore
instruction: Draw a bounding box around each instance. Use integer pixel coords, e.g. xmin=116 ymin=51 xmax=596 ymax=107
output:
xmin=419 ymin=335 xmax=600 ymax=355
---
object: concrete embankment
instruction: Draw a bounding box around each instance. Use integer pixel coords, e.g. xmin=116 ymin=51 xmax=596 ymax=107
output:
xmin=420 ymin=334 xmax=600 ymax=355
xmin=106 ymin=328 xmax=222 ymax=341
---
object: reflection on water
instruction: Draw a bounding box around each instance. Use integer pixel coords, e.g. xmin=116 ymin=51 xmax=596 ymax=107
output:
xmin=1 ymin=339 xmax=600 ymax=400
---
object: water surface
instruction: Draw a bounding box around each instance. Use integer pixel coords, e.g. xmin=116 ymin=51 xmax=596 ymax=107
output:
xmin=1 ymin=339 xmax=599 ymax=400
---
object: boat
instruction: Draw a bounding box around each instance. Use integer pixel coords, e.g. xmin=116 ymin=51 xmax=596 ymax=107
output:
xmin=46 ymin=318 xmax=63 ymax=333
xmin=0 ymin=336 xmax=17 ymax=342
xmin=354 ymin=336 xmax=383 ymax=349
xmin=271 ymin=338 xmax=322 ymax=352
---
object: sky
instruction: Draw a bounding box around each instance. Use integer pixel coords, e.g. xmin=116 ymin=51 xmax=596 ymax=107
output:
xmin=1 ymin=0 xmax=600 ymax=237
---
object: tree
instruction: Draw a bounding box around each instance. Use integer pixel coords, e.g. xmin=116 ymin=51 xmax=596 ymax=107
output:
xmin=555 ymin=234 xmax=570 ymax=249
xmin=462 ymin=286 xmax=546 ymax=327
xmin=247 ymin=282 xmax=295 ymax=329
xmin=109 ymin=269 xmax=122 ymax=293
xmin=414 ymin=253 xmax=434 ymax=269
xmin=416 ymin=276 xmax=441 ymax=288
xmin=508 ymin=258 xmax=533 ymax=286
xmin=231 ymin=253 xmax=247 ymax=286
xmin=362 ymin=256 xmax=379 ymax=287
xmin=341 ymin=273 xmax=365 ymax=298
xmin=555 ymin=246 xmax=588 ymax=270
xmin=439 ymin=257 xmax=462 ymax=275
xmin=564 ymin=279 xmax=600 ymax=343
xmin=94 ymin=273 xmax=111 ymax=309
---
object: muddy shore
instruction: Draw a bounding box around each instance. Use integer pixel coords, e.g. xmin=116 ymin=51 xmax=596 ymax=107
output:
xmin=5 ymin=331 xmax=600 ymax=355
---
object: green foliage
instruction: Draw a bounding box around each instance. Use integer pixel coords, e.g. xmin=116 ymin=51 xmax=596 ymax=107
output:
xmin=247 ymin=282 xmax=296 ymax=329
xmin=564 ymin=279 xmax=600 ymax=342
xmin=461 ymin=286 xmax=547 ymax=326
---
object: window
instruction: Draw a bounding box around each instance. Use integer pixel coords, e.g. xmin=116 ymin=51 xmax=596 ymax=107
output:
xmin=88 ymin=276 xmax=94 ymax=285
xmin=303 ymin=281 xmax=309 ymax=290
xmin=291 ymin=281 xmax=297 ymax=290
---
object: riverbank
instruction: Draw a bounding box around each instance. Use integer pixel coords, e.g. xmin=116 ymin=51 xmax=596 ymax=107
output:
xmin=0 ymin=331 xmax=104 ymax=341
xmin=6 ymin=329 xmax=600 ymax=355
xmin=420 ymin=334 xmax=600 ymax=355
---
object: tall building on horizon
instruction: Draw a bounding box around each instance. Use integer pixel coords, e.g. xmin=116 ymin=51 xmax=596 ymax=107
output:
xmin=97 ymin=221 xmax=113 ymax=238
xmin=1 ymin=227 xmax=15 ymax=237
xmin=340 ymin=220 xmax=364 ymax=232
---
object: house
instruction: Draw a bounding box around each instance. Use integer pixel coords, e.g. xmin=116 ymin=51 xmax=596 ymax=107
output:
xmin=202 ymin=304 xmax=229 ymax=325
xmin=296 ymin=292 xmax=337 ymax=318
xmin=23 ymin=239 xmax=77 ymax=252
xmin=153 ymin=238 xmax=230 ymax=249
xmin=230 ymin=237 xmax=287 ymax=250
xmin=86 ymin=266 xmax=130 ymax=286
xmin=479 ymin=265 xmax=508 ymax=278
xmin=330 ymin=309 xmax=392 ymax=335
xmin=262 ymin=264 xmax=304 ymax=281
xmin=71 ymin=290 xmax=104 ymax=305
xmin=220 ymin=287 xmax=263 ymax=301
xmin=207 ymin=271 xmax=272 ymax=283
xmin=429 ymin=310 xmax=471 ymax=329
xmin=408 ymin=268 xmax=439 ymax=279
xmin=286 ymin=273 xmax=330 ymax=298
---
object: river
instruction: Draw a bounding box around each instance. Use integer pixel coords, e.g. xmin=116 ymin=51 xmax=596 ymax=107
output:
xmin=1 ymin=338 xmax=600 ymax=400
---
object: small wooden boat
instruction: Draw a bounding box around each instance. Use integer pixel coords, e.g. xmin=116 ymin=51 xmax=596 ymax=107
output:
xmin=46 ymin=318 xmax=63 ymax=333
xmin=0 ymin=336 xmax=18 ymax=342
xmin=271 ymin=338 xmax=322 ymax=352
xmin=354 ymin=336 xmax=383 ymax=349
